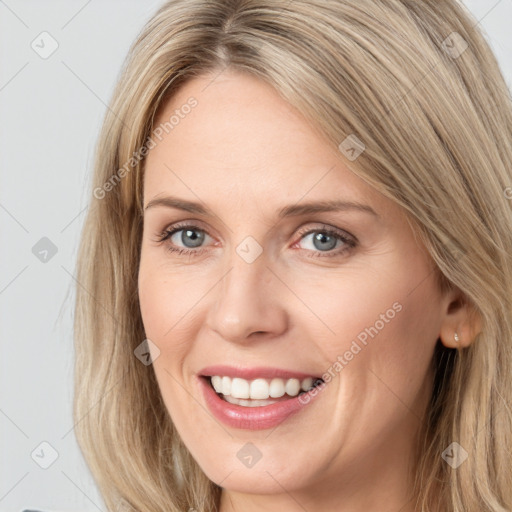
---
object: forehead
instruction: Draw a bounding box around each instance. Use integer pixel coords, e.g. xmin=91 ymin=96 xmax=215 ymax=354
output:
xmin=143 ymin=70 xmax=387 ymax=214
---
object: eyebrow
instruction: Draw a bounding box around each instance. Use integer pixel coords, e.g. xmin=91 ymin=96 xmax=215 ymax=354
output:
xmin=144 ymin=196 xmax=379 ymax=218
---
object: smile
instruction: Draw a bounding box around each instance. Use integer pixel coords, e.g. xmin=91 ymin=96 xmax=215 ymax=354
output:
xmin=197 ymin=365 xmax=325 ymax=430
xmin=210 ymin=375 xmax=323 ymax=403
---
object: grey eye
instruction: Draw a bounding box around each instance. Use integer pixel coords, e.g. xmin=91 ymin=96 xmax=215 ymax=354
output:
xmin=300 ymin=232 xmax=340 ymax=252
xmin=173 ymin=228 xmax=206 ymax=248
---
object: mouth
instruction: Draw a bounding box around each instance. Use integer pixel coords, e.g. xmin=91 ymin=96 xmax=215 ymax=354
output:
xmin=197 ymin=366 xmax=326 ymax=429
xmin=200 ymin=374 xmax=325 ymax=408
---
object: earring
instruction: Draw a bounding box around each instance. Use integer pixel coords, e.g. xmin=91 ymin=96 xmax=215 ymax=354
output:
xmin=454 ymin=332 xmax=460 ymax=343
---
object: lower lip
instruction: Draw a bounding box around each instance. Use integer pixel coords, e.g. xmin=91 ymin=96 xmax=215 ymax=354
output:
xmin=198 ymin=376 xmax=323 ymax=430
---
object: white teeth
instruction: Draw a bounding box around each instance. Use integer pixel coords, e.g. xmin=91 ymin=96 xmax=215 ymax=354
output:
xmin=231 ymin=377 xmax=250 ymax=399
xmin=209 ymin=375 xmax=320 ymax=399
xmin=285 ymin=378 xmax=301 ymax=396
xmin=301 ymin=377 xmax=313 ymax=392
xmin=221 ymin=376 xmax=231 ymax=396
xmin=211 ymin=376 xmax=222 ymax=393
xmin=269 ymin=378 xmax=285 ymax=398
xmin=223 ymin=396 xmax=281 ymax=407
xmin=250 ymin=378 xmax=269 ymax=399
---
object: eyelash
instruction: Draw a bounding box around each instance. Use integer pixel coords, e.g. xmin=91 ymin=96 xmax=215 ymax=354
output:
xmin=156 ymin=221 xmax=357 ymax=259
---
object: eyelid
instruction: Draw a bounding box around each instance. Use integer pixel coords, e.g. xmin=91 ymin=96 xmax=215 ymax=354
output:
xmin=294 ymin=223 xmax=356 ymax=244
xmin=156 ymin=221 xmax=213 ymax=243
xmin=155 ymin=220 xmax=358 ymax=258
xmin=155 ymin=218 xmax=212 ymax=239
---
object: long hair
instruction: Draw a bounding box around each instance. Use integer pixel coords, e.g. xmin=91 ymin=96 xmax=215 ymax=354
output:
xmin=73 ymin=1 xmax=512 ymax=510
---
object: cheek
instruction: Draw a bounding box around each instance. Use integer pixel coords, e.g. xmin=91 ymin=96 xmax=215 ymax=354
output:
xmin=138 ymin=268 xmax=170 ymax=341
xmin=137 ymin=262 xmax=194 ymax=415
xmin=301 ymin=256 xmax=441 ymax=393
xmin=138 ymin=256 xmax=203 ymax=342
xmin=291 ymin=268 xmax=406 ymax=358
xmin=137 ymin=255 xmax=211 ymax=408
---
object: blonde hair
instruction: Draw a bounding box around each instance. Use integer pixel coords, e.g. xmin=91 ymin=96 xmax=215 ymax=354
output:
xmin=73 ymin=0 xmax=512 ymax=510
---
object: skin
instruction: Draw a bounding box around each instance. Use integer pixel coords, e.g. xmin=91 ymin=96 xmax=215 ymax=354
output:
xmin=138 ymin=69 xmax=477 ymax=512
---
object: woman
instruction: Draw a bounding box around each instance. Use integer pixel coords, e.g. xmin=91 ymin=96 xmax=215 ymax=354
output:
xmin=73 ymin=0 xmax=512 ymax=510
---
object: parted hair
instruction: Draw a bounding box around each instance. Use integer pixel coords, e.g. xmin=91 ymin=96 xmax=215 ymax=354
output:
xmin=73 ymin=0 xmax=512 ymax=510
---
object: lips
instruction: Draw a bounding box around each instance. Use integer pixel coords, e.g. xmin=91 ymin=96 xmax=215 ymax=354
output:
xmin=198 ymin=371 xmax=324 ymax=430
xmin=197 ymin=365 xmax=323 ymax=430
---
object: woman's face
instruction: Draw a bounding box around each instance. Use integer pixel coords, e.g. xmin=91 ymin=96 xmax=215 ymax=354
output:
xmin=138 ymin=70 xmax=449 ymax=509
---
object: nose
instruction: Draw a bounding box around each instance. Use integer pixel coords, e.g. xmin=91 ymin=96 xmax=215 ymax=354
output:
xmin=204 ymin=246 xmax=289 ymax=344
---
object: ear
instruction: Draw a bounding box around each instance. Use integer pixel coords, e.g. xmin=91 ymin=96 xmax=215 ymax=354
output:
xmin=439 ymin=287 xmax=482 ymax=348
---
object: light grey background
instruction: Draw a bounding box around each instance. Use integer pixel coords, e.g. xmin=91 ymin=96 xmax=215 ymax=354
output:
xmin=1 ymin=1 xmax=510 ymax=511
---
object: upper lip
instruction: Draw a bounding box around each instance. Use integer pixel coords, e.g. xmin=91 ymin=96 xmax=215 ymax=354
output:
xmin=199 ymin=364 xmax=322 ymax=381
